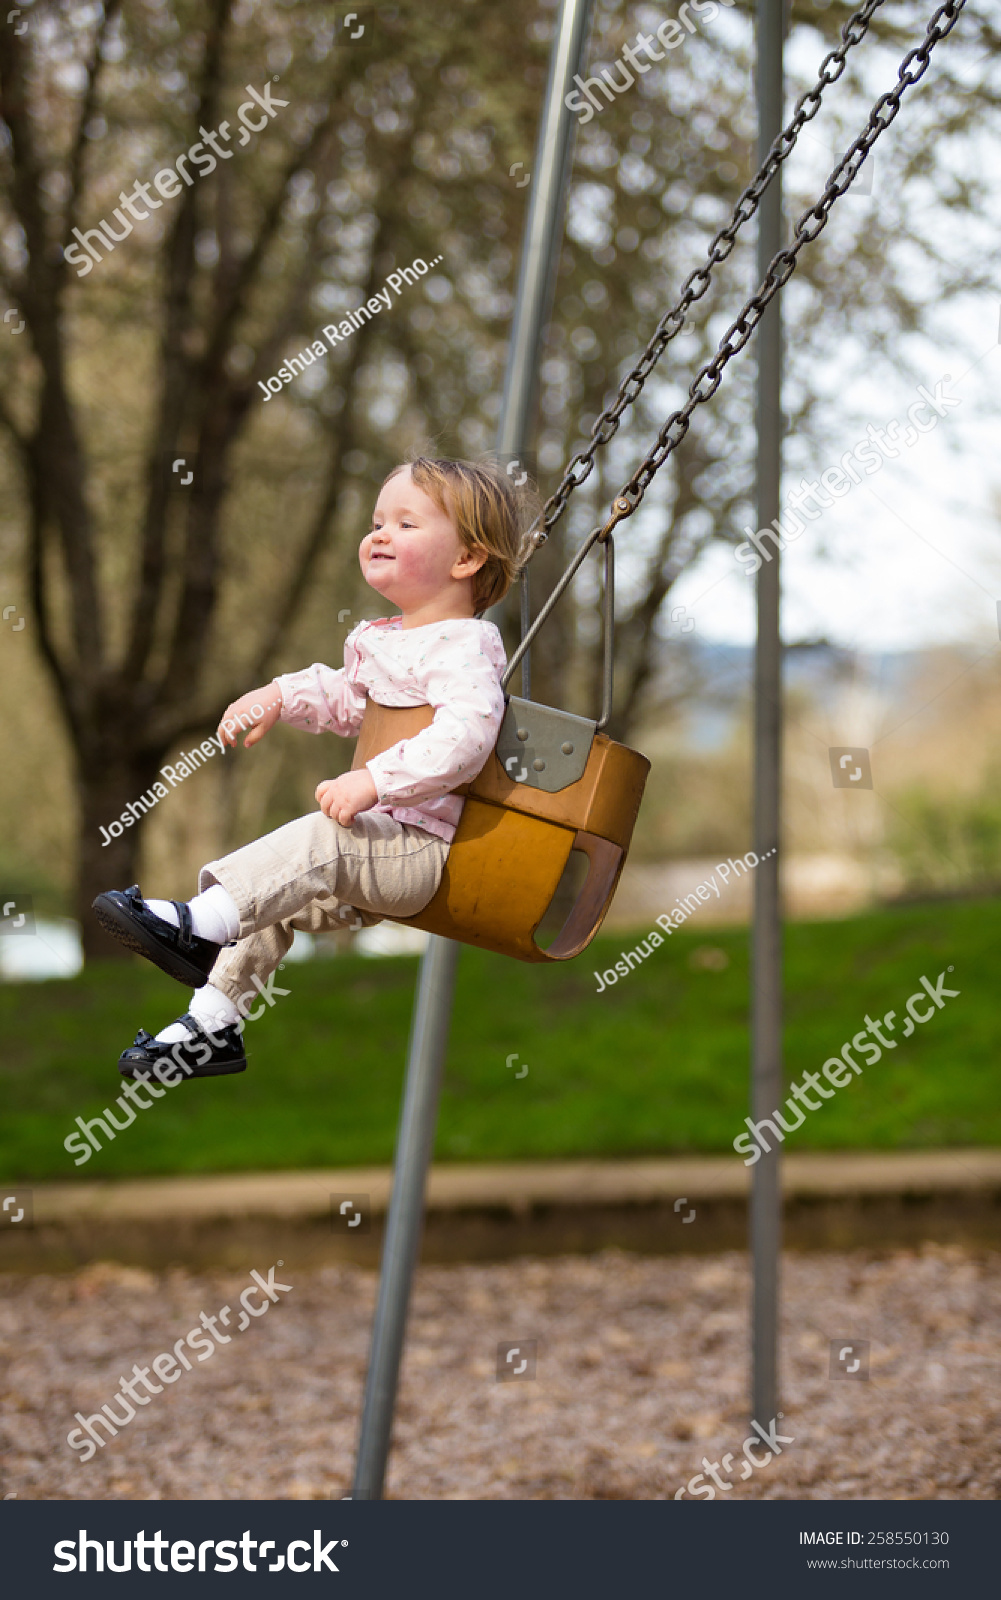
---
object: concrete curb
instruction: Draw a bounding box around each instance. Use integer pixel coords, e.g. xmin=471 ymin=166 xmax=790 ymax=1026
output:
xmin=4 ymin=1152 xmax=999 ymax=1271
xmin=14 ymin=1148 xmax=1001 ymax=1223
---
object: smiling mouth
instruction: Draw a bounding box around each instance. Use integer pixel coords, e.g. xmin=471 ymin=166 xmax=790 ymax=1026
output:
xmin=369 ymin=552 xmax=394 ymax=561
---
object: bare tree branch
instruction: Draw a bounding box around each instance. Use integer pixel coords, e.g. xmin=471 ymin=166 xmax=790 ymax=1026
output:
xmin=25 ymin=469 xmax=75 ymax=730
xmin=201 ymin=102 xmax=345 ymax=377
xmin=61 ymin=0 xmax=123 ymax=270
xmin=149 ymin=128 xmax=412 ymax=732
xmin=0 ymin=20 xmax=103 ymax=671
xmin=0 ymin=386 xmax=28 ymax=452
xmin=124 ymin=0 xmax=235 ymax=685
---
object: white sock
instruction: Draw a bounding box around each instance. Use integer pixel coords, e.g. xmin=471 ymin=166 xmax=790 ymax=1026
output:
xmin=189 ymin=983 xmax=242 ymax=1031
xmin=145 ymin=884 xmax=241 ymax=945
xmin=155 ymin=983 xmax=242 ymax=1043
xmin=154 ymin=1016 xmax=195 ymax=1043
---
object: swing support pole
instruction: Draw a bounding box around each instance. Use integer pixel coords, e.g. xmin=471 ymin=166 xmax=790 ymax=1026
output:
xmin=751 ymin=0 xmax=785 ymax=1434
xmin=351 ymin=0 xmax=595 ymax=1501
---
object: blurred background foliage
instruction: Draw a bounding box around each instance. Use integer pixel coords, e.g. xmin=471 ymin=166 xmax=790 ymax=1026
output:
xmin=0 ymin=0 xmax=999 ymax=942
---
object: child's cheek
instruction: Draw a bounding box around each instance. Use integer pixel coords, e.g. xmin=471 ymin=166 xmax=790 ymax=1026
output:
xmin=391 ymin=546 xmax=420 ymax=585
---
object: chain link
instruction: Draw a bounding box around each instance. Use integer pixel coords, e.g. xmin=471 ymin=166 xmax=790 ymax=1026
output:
xmin=614 ymin=0 xmax=966 ymax=510
xmin=530 ymin=0 xmax=891 ymax=547
xmin=506 ymin=0 xmax=968 ymax=688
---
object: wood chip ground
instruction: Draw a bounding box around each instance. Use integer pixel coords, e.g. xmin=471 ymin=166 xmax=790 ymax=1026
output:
xmin=1 ymin=1246 xmax=997 ymax=1500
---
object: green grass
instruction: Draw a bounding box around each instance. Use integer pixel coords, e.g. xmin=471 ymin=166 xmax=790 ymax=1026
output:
xmin=1 ymin=897 xmax=998 ymax=1182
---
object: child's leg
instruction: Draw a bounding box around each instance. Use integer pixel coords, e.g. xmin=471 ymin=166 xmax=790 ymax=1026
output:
xmin=104 ymin=810 xmax=447 ymax=1072
xmin=200 ymin=808 xmax=446 ymax=935
xmin=172 ymin=810 xmax=447 ymax=1017
xmin=152 ymin=923 xmax=297 ymax=1042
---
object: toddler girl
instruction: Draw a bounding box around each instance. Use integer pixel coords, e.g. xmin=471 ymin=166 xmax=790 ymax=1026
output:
xmin=93 ymin=457 xmax=524 ymax=1081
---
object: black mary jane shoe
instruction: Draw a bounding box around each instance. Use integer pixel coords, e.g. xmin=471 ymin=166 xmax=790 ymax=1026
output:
xmin=92 ymin=883 xmax=224 ymax=988
xmin=119 ymin=1013 xmax=247 ymax=1081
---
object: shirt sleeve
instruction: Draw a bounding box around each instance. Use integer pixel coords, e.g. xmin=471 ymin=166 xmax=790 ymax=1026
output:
xmin=365 ymin=622 xmax=507 ymax=805
xmin=273 ymin=659 xmax=366 ymax=737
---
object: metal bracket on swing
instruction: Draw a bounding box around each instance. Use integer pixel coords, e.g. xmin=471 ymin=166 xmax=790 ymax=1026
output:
xmin=499 ymin=499 xmax=622 ymax=793
xmin=495 ymin=696 xmax=596 ymax=793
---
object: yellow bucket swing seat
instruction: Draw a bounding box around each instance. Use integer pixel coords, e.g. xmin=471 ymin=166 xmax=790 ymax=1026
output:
xmin=350 ymin=520 xmax=651 ymax=963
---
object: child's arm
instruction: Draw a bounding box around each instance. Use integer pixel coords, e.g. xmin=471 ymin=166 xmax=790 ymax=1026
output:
xmin=216 ymin=665 xmax=377 ymax=822
xmin=362 ymin=629 xmax=507 ymax=807
xmin=218 ymin=658 xmax=367 ymax=751
xmin=273 ymin=660 xmax=367 ymax=737
xmin=217 ymin=684 xmax=283 ymax=749
xmin=315 ymin=626 xmax=507 ymax=827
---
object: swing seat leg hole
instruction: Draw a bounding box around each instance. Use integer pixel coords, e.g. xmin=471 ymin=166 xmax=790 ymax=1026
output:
xmin=536 ymin=848 xmax=591 ymax=946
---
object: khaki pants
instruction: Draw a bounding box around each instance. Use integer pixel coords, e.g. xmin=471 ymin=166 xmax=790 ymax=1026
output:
xmin=197 ymin=810 xmax=449 ymax=1007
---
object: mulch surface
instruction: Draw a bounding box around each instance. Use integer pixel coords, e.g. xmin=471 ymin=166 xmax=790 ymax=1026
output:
xmin=2 ymin=1245 xmax=997 ymax=1500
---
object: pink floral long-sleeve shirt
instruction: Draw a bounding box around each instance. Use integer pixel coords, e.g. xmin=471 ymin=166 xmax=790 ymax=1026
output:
xmin=273 ymin=615 xmax=508 ymax=843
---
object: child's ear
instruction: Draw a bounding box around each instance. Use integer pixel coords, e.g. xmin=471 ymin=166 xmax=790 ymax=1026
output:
xmin=452 ymin=544 xmax=489 ymax=579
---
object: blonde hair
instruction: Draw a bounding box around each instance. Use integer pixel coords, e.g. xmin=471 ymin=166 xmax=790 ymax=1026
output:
xmin=383 ymin=456 xmax=534 ymax=615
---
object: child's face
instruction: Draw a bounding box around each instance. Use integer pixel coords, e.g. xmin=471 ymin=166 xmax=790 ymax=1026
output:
xmin=360 ymin=467 xmax=485 ymax=615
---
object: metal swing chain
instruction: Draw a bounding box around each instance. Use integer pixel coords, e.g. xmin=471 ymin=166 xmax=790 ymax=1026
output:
xmin=529 ymin=0 xmax=890 ymax=552
xmin=502 ymin=0 xmax=968 ymax=694
xmin=609 ymin=0 xmax=967 ymax=515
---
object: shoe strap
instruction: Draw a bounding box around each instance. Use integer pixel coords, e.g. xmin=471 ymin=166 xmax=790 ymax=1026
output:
xmin=179 ymin=1011 xmax=228 ymax=1044
xmin=172 ymin=900 xmax=193 ymax=949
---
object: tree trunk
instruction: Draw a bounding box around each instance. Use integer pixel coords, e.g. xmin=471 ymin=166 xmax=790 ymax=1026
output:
xmin=76 ymin=755 xmax=167 ymax=959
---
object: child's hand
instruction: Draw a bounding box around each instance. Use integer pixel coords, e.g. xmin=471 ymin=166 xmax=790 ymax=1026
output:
xmin=218 ymin=686 xmax=283 ymax=750
xmin=315 ymin=769 xmax=379 ymax=826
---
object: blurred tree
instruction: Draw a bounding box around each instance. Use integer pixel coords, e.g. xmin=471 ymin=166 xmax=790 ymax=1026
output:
xmin=0 ymin=0 xmax=547 ymax=954
xmin=0 ymin=0 xmax=997 ymax=956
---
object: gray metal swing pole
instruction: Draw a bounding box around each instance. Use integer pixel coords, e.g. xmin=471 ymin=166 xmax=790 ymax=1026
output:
xmin=751 ymin=0 xmax=784 ymax=1432
xmin=351 ymin=0 xmax=595 ymax=1500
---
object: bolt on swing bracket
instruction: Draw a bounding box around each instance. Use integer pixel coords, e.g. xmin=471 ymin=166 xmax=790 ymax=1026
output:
xmin=495 ymin=697 xmax=596 ymax=792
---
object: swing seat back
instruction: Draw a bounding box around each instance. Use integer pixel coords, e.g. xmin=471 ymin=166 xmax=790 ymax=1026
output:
xmin=352 ymin=697 xmax=650 ymax=962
